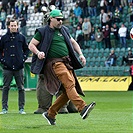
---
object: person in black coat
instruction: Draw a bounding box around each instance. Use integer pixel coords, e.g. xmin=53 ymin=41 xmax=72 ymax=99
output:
xmin=121 ymin=50 xmax=133 ymax=66
xmin=0 ymin=19 xmax=29 ymax=114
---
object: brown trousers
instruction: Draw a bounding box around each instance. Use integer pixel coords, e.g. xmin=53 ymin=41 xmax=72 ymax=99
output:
xmin=48 ymin=62 xmax=86 ymax=119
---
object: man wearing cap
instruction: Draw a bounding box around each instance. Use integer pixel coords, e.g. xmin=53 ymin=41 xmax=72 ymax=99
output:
xmin=29 ymin=9 xmax=96 ymax=125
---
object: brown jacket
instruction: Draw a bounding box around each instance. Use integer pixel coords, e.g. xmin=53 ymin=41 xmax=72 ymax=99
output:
xmin=43 ymin=56 xmax=85 ymax=96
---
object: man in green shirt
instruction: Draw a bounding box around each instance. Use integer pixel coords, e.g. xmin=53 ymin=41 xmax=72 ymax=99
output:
xmin=29 ymin=9 xmax=96 ymax=125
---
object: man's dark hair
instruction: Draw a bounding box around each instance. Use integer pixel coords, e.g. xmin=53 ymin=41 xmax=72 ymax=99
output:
xmin=7 ymin=19 xmax=19 ymax=26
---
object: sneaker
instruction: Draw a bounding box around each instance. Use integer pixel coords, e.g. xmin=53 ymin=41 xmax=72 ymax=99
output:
xmin=0 ymin=109 xmax=7 ymax=114
xmin=80 ymin=102 xmax=96 ymax=119
xmin=42 ymin=112 xmax=56 ymax=125
xmin=19 ymin=109 xmax=26 ymax=114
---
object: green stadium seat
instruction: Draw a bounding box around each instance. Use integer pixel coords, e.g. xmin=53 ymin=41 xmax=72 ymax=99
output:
xmin=98 ymin=52 xmax=103 ymax=58
xmin=123 ymin=66 xmax=130 ymax=76
xmin=95 ymin=61 xmax=100 ymax=67
xmin=104 ymin=48 xmax=110 ymax=52
xmin=88 ymin=48 xmax=94 ymax=53
xmin=86 ymin=57 xmax=91 ymax=65
xmin=107 ymin=67 xmax=114 ymax=76
xmin=118 ymin=66 xmax=125 ymax=76
xmin=86 ymin=40 xmax=91 ymax=47
xmin=100 ymin=61 xmax=105 ymax=67
xmin=87 ymin=50 xmax=94 ymax=58
xmin=97 ymin=66 xmax=103 ymax=76
xmin=102 ymin=67 xmax=109 ymax=76
xmin=88 ymin=61 xmax=95 ymax=67
xmin=115 ymin=47 xmax=120 ymax=52
xmin=83 ymin=49 xmax=89 ymax=55
xmin=113 ymin=66 xmax=119 ymax=75
xmin=103 ymin=52 xmax=109 ymax=58
xmin=91 ymin=66 xmax=98 ymax=76
xmin=99 ymin=48 xmax=104 ymax=52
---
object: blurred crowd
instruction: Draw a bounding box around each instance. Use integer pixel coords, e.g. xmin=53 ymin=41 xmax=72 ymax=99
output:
xmin=0 ymin=0 xmax=133 ymax=49
xmin=68 ymin=0 xmax=133 ymax=49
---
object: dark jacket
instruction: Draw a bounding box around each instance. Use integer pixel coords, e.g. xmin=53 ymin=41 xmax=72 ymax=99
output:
xmin=107 ymin=53 xmax=117 ymax=66
xmin=126 ymin=53 xmax=133 ymax=65
xmin=9 ymin=0 xmax=16 ymax=6
xmin=0 ymin=30 xmax=29 ymax=70
xmin=31 ymin=25 xmax=83 ymax=74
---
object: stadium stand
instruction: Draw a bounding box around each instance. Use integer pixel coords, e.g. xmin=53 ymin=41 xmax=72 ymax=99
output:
xmin=0 ymin=0 xmax=132 ymax=77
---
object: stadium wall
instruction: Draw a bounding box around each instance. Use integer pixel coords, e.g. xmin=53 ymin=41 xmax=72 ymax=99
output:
xmin=78 ymin=76 xmax=131 ymax=91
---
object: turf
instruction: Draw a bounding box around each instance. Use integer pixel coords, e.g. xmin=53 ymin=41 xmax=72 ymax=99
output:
xmin=0 ymin=91 xmax=132 ymax=133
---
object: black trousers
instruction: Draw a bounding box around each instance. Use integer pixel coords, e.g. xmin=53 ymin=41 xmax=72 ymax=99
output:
xmin=122 ymin=56 xmax=132 ymax=66
xmin=2 ymin=69 xmax=25 ymax=110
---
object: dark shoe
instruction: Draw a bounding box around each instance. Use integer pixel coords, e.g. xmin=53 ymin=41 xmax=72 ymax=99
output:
xmin=67 ymin=101 xmax=78 ymax=113
xmin=42 ymin=112 xmax=56 ymax=125
xmin=58 ymin=107 xmax=68 ymax=114
xmin=80 ymin=102 xmax=96 ymax=119
xmin=34 ymin=108 xmax=46 ymax=114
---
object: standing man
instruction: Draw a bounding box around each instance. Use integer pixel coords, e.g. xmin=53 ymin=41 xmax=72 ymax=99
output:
xmin=118 ymin=23 xmax=127 ymax=48
xmin=29 ymin=9 xmax=96 ymax=125
xmin=0 ymin=19 xmax=29 ymax=114
xmin=100 ymin=9 xmax=107 ymax=28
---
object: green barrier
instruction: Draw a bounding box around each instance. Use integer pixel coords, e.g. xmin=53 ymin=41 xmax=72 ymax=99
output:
xmin=24 ymin=63 xmax=38 ymax=89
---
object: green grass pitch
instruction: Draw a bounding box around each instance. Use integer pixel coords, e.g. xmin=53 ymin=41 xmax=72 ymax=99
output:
xmin=0 ymin=90 xmax=132 ymax=133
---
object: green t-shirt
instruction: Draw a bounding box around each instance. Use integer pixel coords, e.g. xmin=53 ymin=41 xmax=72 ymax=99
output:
xmin=34 ymin=29 xmax=69 ymax=58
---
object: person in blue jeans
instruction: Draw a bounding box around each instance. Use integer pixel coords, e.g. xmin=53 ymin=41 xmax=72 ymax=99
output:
xmin=105 ymin=49 xmax=117 ymax=67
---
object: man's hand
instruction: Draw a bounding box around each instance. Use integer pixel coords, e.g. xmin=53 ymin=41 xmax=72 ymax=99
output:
xmin=79 ymin=54 xmax=86 ymax=66
xmin=37 ymin=52 xmax=45 ymax=59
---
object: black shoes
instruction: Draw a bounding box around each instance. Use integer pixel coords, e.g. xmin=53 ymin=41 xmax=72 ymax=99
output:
xmin=80 ymin=102 xmax=96 ymax=119
xmin=42 ymin=102 xmax=96 ymax=125
xmin=42 ymin=112 xmax=56 ymax=125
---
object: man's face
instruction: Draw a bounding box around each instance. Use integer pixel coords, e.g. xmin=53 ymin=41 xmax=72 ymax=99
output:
xmin=51 ymin=17 xmax=63 ymax=29
xmin=8 ymin=21 xmax=18 ymax=33
xmin=129 ymin=51 xmax=132 ymax=54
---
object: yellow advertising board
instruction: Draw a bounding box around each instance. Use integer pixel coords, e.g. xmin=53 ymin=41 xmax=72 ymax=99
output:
xmin=77 ymin=76 xmax=131 ymax=91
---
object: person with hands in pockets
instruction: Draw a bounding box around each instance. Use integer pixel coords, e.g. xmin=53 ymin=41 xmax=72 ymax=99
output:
xmin=0 ymin=19 xmax=29 ymax=115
